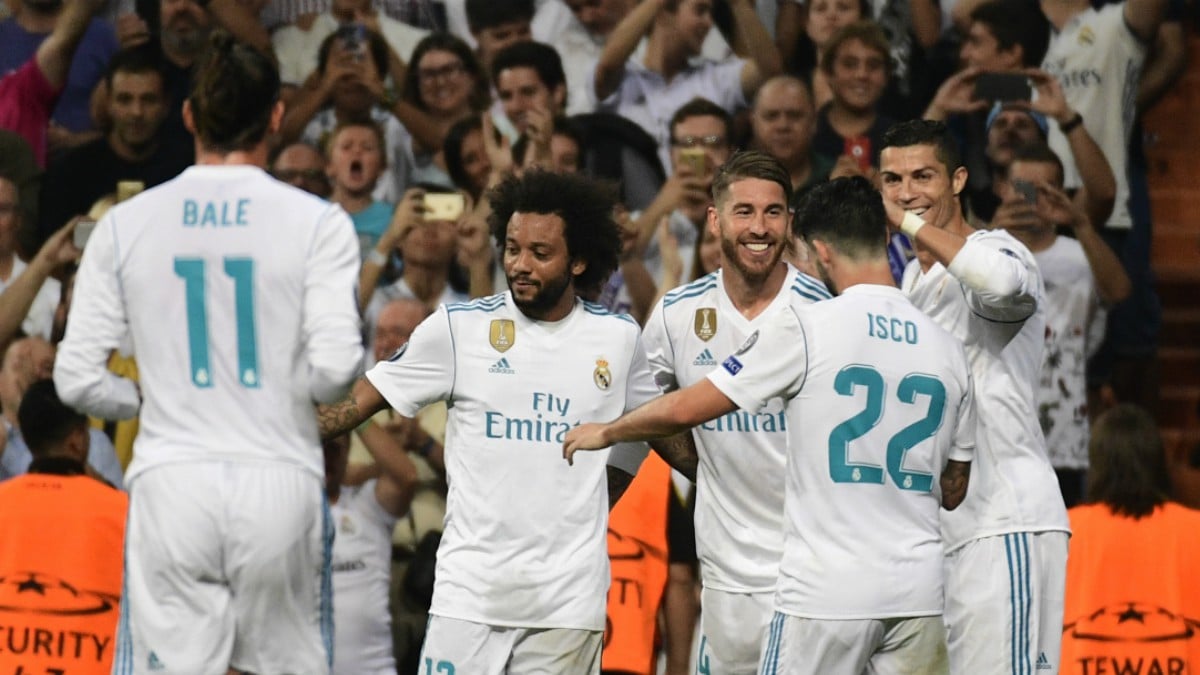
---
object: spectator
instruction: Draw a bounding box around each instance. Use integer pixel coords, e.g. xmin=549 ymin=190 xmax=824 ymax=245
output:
xmin=0 ymin=0 xmax=105 ymax=166
xmin=593 ymin=0 xmax=780 ymax=171
xmin=282 ymin=27 xmax=416 ymax=201
xmin=1062 ymin=404 xmax=1200 ymax=672
xmin=36 ymin=44 xmax=191 ymax=251
xmin=0 ymin=378 xmax=127 ymax=674
xmin=0 ymin=0 xmax=117 ymax=154
xmin=443 ymin=115 xmax=493 ymax=202
xmin=787 ymin=0 xmax=867 ymax=108
xmin=511 ymin=116 xmax=584 ymax=175
xmin=531 ymin=0 xmax=632 ymax=115
xmin=811 ymin=21 xmax=897 ymax=177
xmin=0 ymin=219 xmax=77 ymax=350
xmin=325 ymin=120 xmax=395 ymax=258
xmin=995 ymin=144 xmax=1130 ymax=507
xmin=749 ymin=75 xmax=831 ymax=207
xmin=491 ymin=40 xmax=565 ymax=137
xmin=464 ymin=0 xmax=532 ymax=73
xmin=272 ymin=0 xmax=428 ymax=93
xmin=0 ymin=131 xmax=41 ymax=256
xmin=1 ymin=336 xmax=124 ymax=487
xmin=270 ymin=140 xmax=331 ymax=197
xmin=0 ymin=173 xmax=59 ymax=342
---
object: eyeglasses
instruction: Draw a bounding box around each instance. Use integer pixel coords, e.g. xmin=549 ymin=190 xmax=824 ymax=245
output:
xmin=418 ymin=62 xmax=466 ymax=83
xmin=273 ymin=169 xmax=326 ymax=183
xmin=671 ymin=135 xmax=727 ymax=149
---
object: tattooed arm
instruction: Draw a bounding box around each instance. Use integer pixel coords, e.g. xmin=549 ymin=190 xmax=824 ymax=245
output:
xmin=941 ymin=460 xmax=971 ymax=511
xmin=608 ymin=466 xmax=636 ymax=510
xmin=317 ymin=377 xmax=389 ymax=439
xmin=650 ymin=432 xmax=698 ymax=483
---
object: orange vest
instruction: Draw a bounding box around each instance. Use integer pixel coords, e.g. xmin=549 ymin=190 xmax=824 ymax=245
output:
xmin=0 ymin=473 xmax=128 ymax=674
xmin=602 ymin=454 xmax=672 ymax=675
xmin=1062 ymin=502 xmax=1200 ymax=675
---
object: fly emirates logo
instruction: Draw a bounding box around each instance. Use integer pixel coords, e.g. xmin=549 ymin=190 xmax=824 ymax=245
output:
xmin=484 ymin=392 xmax=584 ymax=444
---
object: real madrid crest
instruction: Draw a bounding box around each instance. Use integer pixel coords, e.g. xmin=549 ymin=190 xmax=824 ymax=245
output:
xmin=593 ymin=358 xmax=612 ymax=390
xmin=489 ymin=319 xmax=515 ymax=353
xmin=694 ymin=308 xmax=717 ymax=342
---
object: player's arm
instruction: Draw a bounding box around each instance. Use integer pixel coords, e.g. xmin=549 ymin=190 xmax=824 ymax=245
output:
xmin=650 ymin=433 xmax=698 ymax=482
xmin=607 ymin=466 xmax=635 ymax=510
xmin=318 ymin=377 xmax=389 ymax=439
xmin=942 ymin=359 xmax=976 ymax=511
xmin=356 ymin=420 xmax=418 ymax=517
xmin=564 ymin=379 xmax=736 ymax=464
xmin=940 ymin=460 xmax=971 ymax=510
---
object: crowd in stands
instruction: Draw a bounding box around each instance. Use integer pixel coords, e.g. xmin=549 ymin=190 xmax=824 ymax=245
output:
xmin=0 ymin=0 xmax=1194 ymax=671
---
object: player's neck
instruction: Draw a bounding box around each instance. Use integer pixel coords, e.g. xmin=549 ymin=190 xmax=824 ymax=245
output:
xmin=835 ymin=259 xmax=896 ymax=293
xmin=194 ymin=144 xmax=269 ymax=168
xmin=722 ymin=262 xmax=788 ymax=320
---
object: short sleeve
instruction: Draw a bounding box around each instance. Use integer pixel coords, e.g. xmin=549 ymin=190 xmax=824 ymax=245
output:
xmin=365 ymin=307 xmax=456 ymax=417
xmin=706 ymin=306 xmax=808 ymax=412
xmin=641 ymin=301 xmax=679 ymax=393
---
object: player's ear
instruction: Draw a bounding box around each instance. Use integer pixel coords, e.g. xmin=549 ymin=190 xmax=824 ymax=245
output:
xmin=182 ymin=99 xmax=195 ymax=135
xmin=951 ymin=166 xmax=968 ymax=197
xmin=268 ymin=100 xmax=286 ymax=135
xmin=811 ymin=238 xmax=833 ymax=266
xmin=570 ymin=257 xmax=586 ymax=277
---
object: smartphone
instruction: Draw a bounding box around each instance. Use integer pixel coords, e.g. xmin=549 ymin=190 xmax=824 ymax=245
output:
xmin=424 ymin=193 xmax=466 ymax=222
xmin=974 ymin=72 xmax=1032 ymax=103
xmin=844 ymin=136 xmax=872 ymax=172
xmin=679 ymin=147 xmax=707 ymax=177
xmin=74 ymin=218 xmax=98 ymax=249
xmin=1012 ymin=179 xmax=1038 ymax=206
xmin=116 ymin=180 xmax=145 ymax=203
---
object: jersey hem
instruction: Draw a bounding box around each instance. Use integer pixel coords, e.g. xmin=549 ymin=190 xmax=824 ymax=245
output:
xmin=126 ymin=455 xmax=323 ymax=485
xmin=429 ymin=610 xmax=603 ymax=633
xmin=774 ymin=608 xmax=943 ymax=621
xmin=943 ymin=524 xmax=1073 ymax=553
xmin=702 ymin=582 xmax=777 ymax=595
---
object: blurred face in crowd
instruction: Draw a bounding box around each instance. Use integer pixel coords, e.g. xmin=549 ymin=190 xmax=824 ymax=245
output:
xmin=710 ymin=178 xmax=790 ymax=284
xmin=998 ymin=158 xmax=1062 ymax=234
xmin=400 ymin=201 xmax=459 ymax=268
xmin=959 ymin=21 xmax=1021 ymax=71
xmin=328 ymin=38 xmax=383 ymax=115
xmin=807 ymin=0 xmax=862 ymax=49
xmin=273 ymin=143 xmax=330 ymax=197
xmin=986 ymin=109 xmax=1043 ymax=168
xmin=473 ymin=20 xmax=532 ymax=69
xmin=696 ymin=220 xmax=721 ymax=276
xmin=828 ymin=38 xmax=888 ymax=114
xmin=880 ymin=143 xmax=967 ymax=231
xmin=671 ymin=113 xmax=731 ymax=223
xmin=456 ymin=127 xmax=492 ymax=196
xmin=564 ymin=0 xmax=628 ymax=37
xmin=0 ymin=177 xmax=18 ymax=254
xmin=327 ymin=125 xmax=385 ymax=197
xmin=417 ymin=49 xmax=475 ymax=116
xmin=496 ymin=65 xmax=564 ymax=134
xmin=751 ymin=78 xmax=816 ymax=167
xmin=160 ymin=0 xmax=212 ymax=58
xmin=330 ymin=0 xmax=369 ymax=18
xmin=663 ymin=0 xmax=713 ymax=56
xmin=550 ymin=132 xmax=581 ymax=174
xmin=0 ymin=338 xmax=56 ymax=416
xmin=108 ymin=70 xmax=168 ymax=157
xmin=373 ymin=299 xmax=427 ymax=362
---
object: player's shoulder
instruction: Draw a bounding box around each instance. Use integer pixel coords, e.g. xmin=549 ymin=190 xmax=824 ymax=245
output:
xmin=661 ymin=271 xmax=720 ymax=312
xmin=444 ymin=293 xmax=508 ymax=317
xmin=785 ymin=266 xmax=832 ymax=305
xmin=970 ymin=227 xmax=1037 ymax=264
xmin=579 ymin=298 xmax=640 ymax=328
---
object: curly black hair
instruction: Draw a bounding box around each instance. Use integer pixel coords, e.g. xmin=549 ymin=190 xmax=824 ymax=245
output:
xmin=486 ymin=169 xmax=621 ymax=294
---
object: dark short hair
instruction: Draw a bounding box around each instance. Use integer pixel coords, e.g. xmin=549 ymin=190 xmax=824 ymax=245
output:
xmin=490 ymin=40 xmax=566 ymax=99
xmin=402 ymin=33 xmax=491 ymax=113
xmin=669 ymin=97 xmax=733 ymax=143
xmin=1086 ymin=404 xmax=1172 ymax=519
xmin=104 ymin=43 xmax=166 ymax=91
xmin=1009 ymin=143 xmax=1064 ymax=187
xmin=466 ymin=0 xmax=534 ymax=33
xmin=969 ymin=0 xmax=1050 ymax=68
xmin=793 ymin=176 xmax=887 ymax=260
xmin=188 ymin=32 xmax=280 ymax=153
xmin=317 ymin=25 xmax=390 ymax=80
xmin=821 ymin=20 xmax=894 ymax=76
xmin=17 ymin=379 xmax=88 ymax=457
xmin=882 ymin=119 xmax=963 ymax=175
xmin=486 ymin=169 xmax=621 ymax=294
xmin=711 ymin=150 xmax=792 ymax=209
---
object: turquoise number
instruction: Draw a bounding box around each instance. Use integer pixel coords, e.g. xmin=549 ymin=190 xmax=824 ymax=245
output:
xmin=828 ymin=365 xmax=886 ymax=484
xmin=174 ymin=257 xmax=260 ymax=389
xmin=889 ymin=374 xmax=945 ymax=492
xmin=425 ymin=659 xmax=455 ymax=674
xmin=828 ymin=365 xmax=945 ymax=491
xmin=697 ymin=635 xmax=711 ymax=675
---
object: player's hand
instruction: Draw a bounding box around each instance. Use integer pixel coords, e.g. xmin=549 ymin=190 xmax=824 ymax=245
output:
xmin=881 ymin=195 xmax=910 ymax=234
xmin=563 ymin=423 xmax=610 ymax=465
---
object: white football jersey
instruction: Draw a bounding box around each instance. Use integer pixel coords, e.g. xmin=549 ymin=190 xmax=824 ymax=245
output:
xmin=55 ymin=166 xmax=364 ymax=482
xmin=709 ymin=284 xmax=975 ymax=619
xmin=642 ymin=264 xmax=831 ymax=592
xmin=331 ymin=481 xmax=398 ymax=675
xmin=365 ymin=292 xmax=659 ymax=631
xmin=901 ymin=229 xmax=1069 ymax=550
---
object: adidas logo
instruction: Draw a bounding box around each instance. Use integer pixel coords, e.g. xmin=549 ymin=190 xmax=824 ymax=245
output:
xmin=488 ymin=357 xmax=515 ymax=375
xmin=693 ymin=349 xmax=717 ymax=366
xmin=1036 ymin=652 xmax=1051 ymax=670
xmin=148 ymin=651 xmax=165 ymax=671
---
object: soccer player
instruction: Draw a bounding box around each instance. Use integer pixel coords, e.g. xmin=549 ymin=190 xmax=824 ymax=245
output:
xmin=878 ymin=119 xmax=1070 ymax=675
xmin=565 ymin=176 xmax=976 ymax=674
xmin=639 ymin=150 xmax=831 ymax=673
xmin=53 ymin=33 xmax=364 ymax=674
xmin=316 ymin=168 xmax=696 ymax=673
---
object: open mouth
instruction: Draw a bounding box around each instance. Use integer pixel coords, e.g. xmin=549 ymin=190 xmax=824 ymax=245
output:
xmin=348 ymin=159 xmax=364 ymax=181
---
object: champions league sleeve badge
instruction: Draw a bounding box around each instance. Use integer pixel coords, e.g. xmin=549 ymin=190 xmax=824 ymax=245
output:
xmin=489 ymin=319 xmax=515 ymax=353
xmin=594 ymin=358 xmax=612 ymax=390
xmin=694 ymin=308 xmax=717 ymax=341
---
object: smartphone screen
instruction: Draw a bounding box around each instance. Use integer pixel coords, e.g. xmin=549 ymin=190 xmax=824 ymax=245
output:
xmin=424 ymin=193 xmax=465 ymax=222
xmin=74 ymin=218 xmax=98 ymax=249
xmin=679 ymin=148 xmax=707 ymax=177
xmin=974 ymin=73 xmax=1032 ymax=103
xmin=844 ymin=136 xmax=872 ymax=172
xmin=1012 ymin=179 xmax=1038 ymax=206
